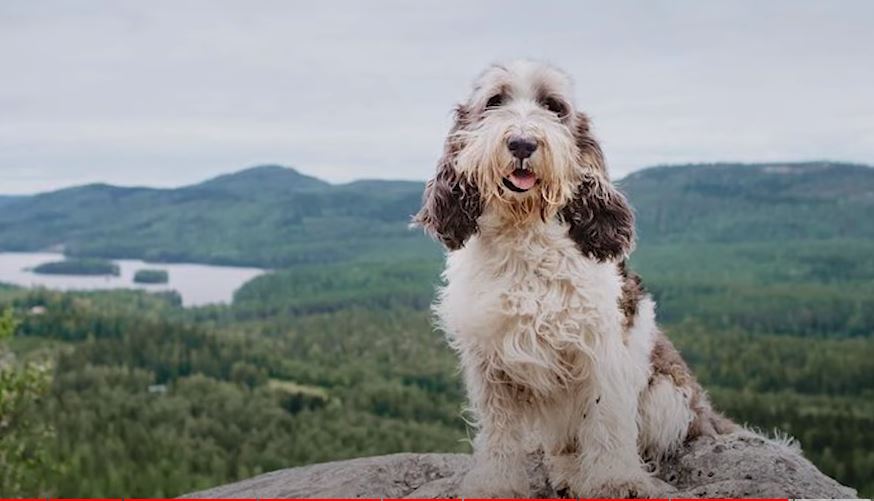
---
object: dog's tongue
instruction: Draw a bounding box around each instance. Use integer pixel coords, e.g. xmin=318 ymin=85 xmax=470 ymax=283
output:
xmin=509 ymin=169 xmax=537 ymax=190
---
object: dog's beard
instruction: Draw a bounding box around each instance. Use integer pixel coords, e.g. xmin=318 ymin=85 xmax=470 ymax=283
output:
xmin=453 ymin=117 xmax=579 ymax=226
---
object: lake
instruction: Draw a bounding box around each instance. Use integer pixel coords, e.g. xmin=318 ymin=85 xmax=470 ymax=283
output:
xmin=0 ymin=252 xmax=265 ymax=307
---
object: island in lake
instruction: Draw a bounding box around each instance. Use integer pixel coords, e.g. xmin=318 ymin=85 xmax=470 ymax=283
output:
xmin=133 ymin=269 xmax=169 ymax=284
xmin=32 ymin=258 xmax=120 ymax=276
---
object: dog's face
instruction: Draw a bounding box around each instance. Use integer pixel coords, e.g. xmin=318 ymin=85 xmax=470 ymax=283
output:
xmin=454 ymin=61 xmax=580 ymax=223
xmin=416 ymin=60 xmax=634 ymax=261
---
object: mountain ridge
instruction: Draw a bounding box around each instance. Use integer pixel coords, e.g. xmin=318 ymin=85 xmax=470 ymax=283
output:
xmin=190 ymin=165 xmax=332 ymax=196
xmin=0 ymin=164 xmax=431 ymax=267
xmin=0 ymin=164 xmax=424 ymax=200
xmin=0 ymin=161 xmax=871 ymax=267
xmin=3 ymin=161 xmax=872 ymax=199
xmin=0 ymin=195 xmax=26 ymax=208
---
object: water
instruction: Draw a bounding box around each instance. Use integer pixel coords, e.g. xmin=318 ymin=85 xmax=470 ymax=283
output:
xmin=0 ymin=252 xmax=265 ymax=307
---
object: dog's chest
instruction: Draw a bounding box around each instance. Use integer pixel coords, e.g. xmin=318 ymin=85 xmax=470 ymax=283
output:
xmin=437 ymin=223 xmax=623 ymax=389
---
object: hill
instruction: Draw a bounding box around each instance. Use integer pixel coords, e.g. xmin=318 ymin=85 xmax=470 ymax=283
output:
xmin=0 ymin=195 xmax=25 ymax=208
xmin=190 ymin=164 xmax=331 ymax=196
xmin=0 ymin=162 xmax=871 ymax=268
xmin=622 ymin=162 xmax=874 ymax=243
xmin=0 ymin=166 xmax=431 ymax=267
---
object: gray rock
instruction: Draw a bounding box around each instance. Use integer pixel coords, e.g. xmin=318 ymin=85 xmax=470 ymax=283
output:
xmin=181 ymin=431 xmax=857 ymax=499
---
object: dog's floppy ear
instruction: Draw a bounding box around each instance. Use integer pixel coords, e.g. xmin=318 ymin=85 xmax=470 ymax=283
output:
xmin=560 ymin=112 xmax=635 ymax=261
xmin=413 ymin=105 xmax=483 ymax=250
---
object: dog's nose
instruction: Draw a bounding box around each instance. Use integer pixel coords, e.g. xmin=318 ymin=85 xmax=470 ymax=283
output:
xmin=507 ymin=136 xmax=538 ymax=159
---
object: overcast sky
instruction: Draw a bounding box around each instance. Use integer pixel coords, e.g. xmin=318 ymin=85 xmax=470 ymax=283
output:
xmin=1 ymin=1 xmax=873 ymax=194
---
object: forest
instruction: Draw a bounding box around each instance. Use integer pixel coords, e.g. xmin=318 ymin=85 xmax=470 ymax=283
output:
xmin=0 ymin=161 xmax=872 ymax=496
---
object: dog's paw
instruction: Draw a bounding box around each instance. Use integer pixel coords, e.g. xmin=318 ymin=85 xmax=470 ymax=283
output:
xmin=589 ymin=478 xmax=660 ymax=499
xmin=459 ymin=470 xmax=530 ymax=499
xmin=572 ymin=471 xmax=661 ymax=499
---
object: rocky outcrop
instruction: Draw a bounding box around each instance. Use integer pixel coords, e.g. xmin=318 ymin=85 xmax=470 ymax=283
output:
xmin=181 ymin=431 xmax=857 ymax=499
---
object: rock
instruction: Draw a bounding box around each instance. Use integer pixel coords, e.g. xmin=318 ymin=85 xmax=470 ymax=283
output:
xmin=181 ymin=431 xmax=857 ymax=499
xmin=181 ymin=453 xmax=469 ymax=499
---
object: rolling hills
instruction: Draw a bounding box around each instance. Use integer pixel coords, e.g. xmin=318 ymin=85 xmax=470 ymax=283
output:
xmin=621 ymin=162 xmax=874 ymax=242
xmin=0 ymin=165 xmax=432 ymax=266
xmin=0 ymin=161 xmax=872 ymax=267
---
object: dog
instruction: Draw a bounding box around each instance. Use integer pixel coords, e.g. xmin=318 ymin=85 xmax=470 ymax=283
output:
xmin=415 ymin=60 xmax=735 ymax=498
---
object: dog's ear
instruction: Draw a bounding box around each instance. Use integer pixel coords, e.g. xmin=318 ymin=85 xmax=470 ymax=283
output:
xmin=573 ymin=111 xmax=608 ymax=176
xmin=413 ymin=105 xmax=483 ymax=250
xmin=560 ymin=112 xmax=635 ymax=261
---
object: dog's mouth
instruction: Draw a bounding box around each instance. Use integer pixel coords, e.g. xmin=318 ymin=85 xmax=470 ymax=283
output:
xmin=502 ymin=161 xmax=538 ymax=193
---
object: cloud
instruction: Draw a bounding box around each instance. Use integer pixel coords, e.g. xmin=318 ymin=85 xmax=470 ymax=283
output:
xmin=1 ymin=0 xmax=873 ymax=193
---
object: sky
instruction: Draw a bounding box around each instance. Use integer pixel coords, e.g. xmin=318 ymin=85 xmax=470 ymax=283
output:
xmin=1 ymin=1 xmax=873 ymax=194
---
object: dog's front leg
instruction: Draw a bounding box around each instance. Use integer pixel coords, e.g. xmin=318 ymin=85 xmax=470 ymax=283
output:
xmin=461 ymin=419 xmax=530 ymax=498
xmin=568 ymin=349 xmax=658 ymax=498
xmin=460 ymin=368 xmax=531 ymax=498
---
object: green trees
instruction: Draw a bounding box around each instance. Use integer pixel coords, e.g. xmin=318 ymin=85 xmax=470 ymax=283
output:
xmin=0 ymin=309 xmax=53 ymax=495
xmin=32 ymin=259 xmax=120 ymax=276
xmin=1 ymin=243 xmax=871 ymax=497
xmin=0 ymin=286 xmax=469 ymax=496
xmin=133 ymin=269 xmax=169 ymax=284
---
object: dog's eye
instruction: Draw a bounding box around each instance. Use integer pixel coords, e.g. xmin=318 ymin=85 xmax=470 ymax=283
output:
xmin=485 ymin=94 xmax=504 ymax=109
xmin=542 ymin=97 xmax=567 ymax=117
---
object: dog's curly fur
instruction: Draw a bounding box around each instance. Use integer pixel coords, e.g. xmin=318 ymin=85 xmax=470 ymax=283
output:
xmin=415 ymin=60 xmax=735 ymax=498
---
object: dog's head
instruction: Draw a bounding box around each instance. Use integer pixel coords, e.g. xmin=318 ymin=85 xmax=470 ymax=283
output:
xmin=415 ymin=60 xmax=634 ymax=260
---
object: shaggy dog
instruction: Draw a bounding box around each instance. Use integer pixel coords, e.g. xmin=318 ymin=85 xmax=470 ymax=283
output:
xmin=415 ymin=60 xmax=735 ymax=498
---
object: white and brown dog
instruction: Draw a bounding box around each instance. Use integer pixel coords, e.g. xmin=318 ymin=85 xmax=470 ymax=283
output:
xmin=415 ymin=60 xmax=735 ymax=498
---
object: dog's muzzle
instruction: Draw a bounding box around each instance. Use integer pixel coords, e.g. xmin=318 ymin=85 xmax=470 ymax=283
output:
xmin=503 ymin=161 xmax=537 ymax=193
xmin=503 ymin=135 xmax=539 ymax=192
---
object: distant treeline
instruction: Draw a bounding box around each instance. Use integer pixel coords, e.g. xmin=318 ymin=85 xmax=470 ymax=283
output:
xmin=0 ymin=162 xmax=872 ymax=268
